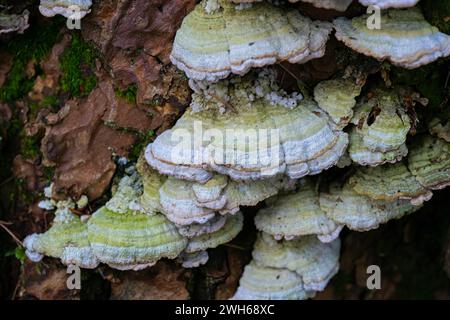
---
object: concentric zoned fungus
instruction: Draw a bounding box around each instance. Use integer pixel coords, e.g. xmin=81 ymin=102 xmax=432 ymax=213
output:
xmin=170 ymin=0 xmax=332 ymax=82
xmin=146 ymin=72 xmax=348 ymax=182
xmin=358 ymin=0 xmax=420 ymax=9
xmin=136 ymin=156 xmax=166 ymax=215
xmin=319 ymin=181 xmax=419 ymax=232
xmin=334 ymin=8 xmax=450 ymax=69
xmin=177 ymin=215 xmax=228 ymax=239
xmin=252 ymin=233 xmax=341 ymax=291
xmin=291 ymin=0 xmax=354 ymax=12
xmin=255 ymin=179 xmax=341 ymax=242
xmin=159 ymin=173 xmax=290 ymax=226
xmin=39 ymin=0 xmax=92 ymax=19
xmin=313 ymin=78 xmax=362 ymax=129
xmin=23 ymin=200 xmax=99 ymax=269
xmin=179 ymin=212 xmax=244 ymax=267
xmin=0 ymin=10 xmax=29 ymax=34
xmin=232 ymin=232 xmax=340 ymax=299
xmin=348 ymin=163 xmax=433 ymax=205
xmin=347 ymin=127 xmax=409 ymax=166
xmin=348 ymin=88 xmax=411 ymax=166
xmin=231 ymin=261 xmax=315 ymax=300
xmin=87 ymin=172 xmax=187 ymax=271
xmin=407 ymin=134 xmax=450 ymax=191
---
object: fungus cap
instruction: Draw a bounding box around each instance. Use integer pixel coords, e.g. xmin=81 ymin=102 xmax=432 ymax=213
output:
xmin=231 ymin=261 xmax=315 ymax=300
xmin=319 ymin=182 xmax=420 ymax=231
xmin=407 ymin=135 xmax=450 ymax=190
xmin=314 ymin=79 xmax=362 ymax=129
xmin=255 ymin=179 xmax=340 ymax=242
xmin=23 ymin=203 xmax=99 ymax=269
xmin=146 ymin=95 xmax=348 ymax=182
xmin=252 ymin=233 xmax=340 ymax=291
xmin=39 ymin=0 xmax=92 ymax=19
xmin=334 ymin=8 xmax=450 ymax=69
xmin=348 ymin=163 xmax=433 ymax=205
xmin=185 ymin=212 xmax=244 ymax=253
xmin=171 ymin=0 xmax=332 ymax=82
xmin=358 ymin=0 xmax=420 ymax=9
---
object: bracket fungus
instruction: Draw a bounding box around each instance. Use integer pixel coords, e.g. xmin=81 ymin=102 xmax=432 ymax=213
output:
xmin=319 ymin=181 xmax=420 ymax=232
xmin=180 ymin=212 xmax=244 ymax=267
xmin=291 ymin=0 xmax=354 ymax=12
xmin=170 ymin=0 xmax=332 ymax=82
xmin=358 ymin=0 xmax=420 ymax=9
xmin=87 ymin=172 xmax=187 ymax=271
xmin=232 ymin=233 xmax=340 ymax=299
xmin=255 ymin=179 xmax=341 ymax=242
xmin=146 ymin=72 xmax=348 ymax=182
xmin=348 ymin=127 xmax=409 ymax=166
xmin=231 ymin=0 xmax=353 ymax=11
xmin=253 ymin=233 xmax=341 ymax=291
xmin=137 ymin=156 xmax=166 ymax=215
xmin=334 ymin=8 xmax=450 ymax=69
xmin=348 ymin=88 xmax=412 ymax=166
xmin=0 ymin=10 xmax=29 ymax=35
xmin=313 ymin=78 xmax=362 ymax=129
xmin=407 ymin=134 xmax=450 ymax=191
xmin=23 ymin=200 xmax=99 ymax=269
xmin=231 ymin=261 xmax=315 ymax=300
xmin=159 ymin=174 xmax=290 ymax=226
xmin=39 ymin=0 xmax=92 ymax=19
xmin=177 ymin=215 xmax=228 ymax=239
xmin=348 ymin=163 xmax=433 ymax=206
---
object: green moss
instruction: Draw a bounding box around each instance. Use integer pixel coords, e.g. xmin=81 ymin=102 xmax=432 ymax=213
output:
xmin=60 ymin=33 xmax=98 ymax=97
xmin=391 ymin=60 xmax=449 ymax=122
xmin=41 ymin=95 xmax=60 ymax=108
xmin=20 ymin=131 xmax=42 ymax=160
xmin=0 ymin=18 xmax=63 ymax=102
xmin=128 ymin=130 xmax=155 ymax=162
xmin=421 ymin=0 xmax=450 ymax=34
xmin=42 ymin=166 xmax=55 ymax=182
xmin=5 ymin=246 xmax=26 ymax=264
xmin=115 ymin=84 xmax=138 ymax=104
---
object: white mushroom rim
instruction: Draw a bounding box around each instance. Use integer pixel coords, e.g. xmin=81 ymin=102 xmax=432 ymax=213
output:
xmin=169 ymin=121 xmax=283 ymax=177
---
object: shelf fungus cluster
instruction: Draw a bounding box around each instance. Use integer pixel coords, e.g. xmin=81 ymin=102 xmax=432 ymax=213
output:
xmin=24 ymin=0 xmax=450 ymax=301
xmin=256 ymin=134 xmax=450 ymax=238
xmin=334 ymin=8 xmax=450 ymax=69
xmin=146 ymin=70 xmax=349 ymax=182
xmin=347 ymin=88 xmax=412 ymax=166
xmin=24 ymin=165 xmax=246 ymax=270
xmin=232 ymin=233 xmax=340 ymax=299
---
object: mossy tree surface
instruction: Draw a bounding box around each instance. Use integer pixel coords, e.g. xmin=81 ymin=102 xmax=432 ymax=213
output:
xmin=59 ymin=33 xmax=98 ymax=97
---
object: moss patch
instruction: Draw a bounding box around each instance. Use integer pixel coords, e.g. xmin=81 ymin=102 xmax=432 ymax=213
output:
xmin=128 ymin=130 xmax=155 ymax=161
xmin=422 ymin=0 xmax=450 ymax=34
xmin=391 ymin=60 xmax=449 ymax=123
xmin=59 ymin=33 xmax=98 ymax=97
xmin=115 ymin=84 xmax=138 ymax=104
xmin=0 ymin=18 xmax=63 ymax=102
